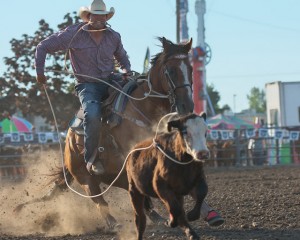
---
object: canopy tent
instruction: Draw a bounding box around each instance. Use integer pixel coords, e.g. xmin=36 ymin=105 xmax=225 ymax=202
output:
xmin=0 ymin=115 xmax=33 ymax=133
xmin=207 ymin=114 xmax=258 ymax=130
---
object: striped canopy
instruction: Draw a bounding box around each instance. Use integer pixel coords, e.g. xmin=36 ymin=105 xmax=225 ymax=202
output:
xmin=0 ymin=115 xmax=33 ymax=133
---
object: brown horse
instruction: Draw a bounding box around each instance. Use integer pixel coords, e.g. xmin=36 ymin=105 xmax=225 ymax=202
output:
xmin=14 ymin=37 xmax=195 ymax=229
xmin=64 ymin=37 xmax=194 ymax=228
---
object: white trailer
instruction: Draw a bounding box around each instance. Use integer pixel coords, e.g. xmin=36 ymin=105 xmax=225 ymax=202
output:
xmin=265 ymin=81 xmax=300 ymax=127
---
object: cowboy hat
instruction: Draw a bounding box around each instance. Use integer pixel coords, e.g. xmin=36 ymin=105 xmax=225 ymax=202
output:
xmin=79 ymin=0 xmax=115 ymax=22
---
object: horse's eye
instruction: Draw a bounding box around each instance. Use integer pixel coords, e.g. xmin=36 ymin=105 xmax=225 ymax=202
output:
xmin=168 ymin=68 xmax=175 ymax=75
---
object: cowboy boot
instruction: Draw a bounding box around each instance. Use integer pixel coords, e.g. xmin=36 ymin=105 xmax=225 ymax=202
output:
xmin=86 ymin=149 xmax=105 ymax=175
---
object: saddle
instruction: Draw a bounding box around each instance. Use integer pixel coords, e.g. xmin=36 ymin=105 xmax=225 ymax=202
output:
xmin=68 ymin=79 xmax=138 ymax=168
xmin=69 ymin=79 xmax=138 ymax=134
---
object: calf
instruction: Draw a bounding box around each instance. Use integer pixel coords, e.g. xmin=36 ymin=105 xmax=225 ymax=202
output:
xmin=126 ymin=113 xmax=209 ymax=240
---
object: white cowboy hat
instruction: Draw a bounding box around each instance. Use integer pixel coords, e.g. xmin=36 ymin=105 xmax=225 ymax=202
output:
xmin=79 ymin=0 xmax=115 ymax=22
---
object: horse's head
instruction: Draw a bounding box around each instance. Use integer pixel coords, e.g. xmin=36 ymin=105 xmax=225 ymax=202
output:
xmin=151 ymin=37 xmax=194 ymax=115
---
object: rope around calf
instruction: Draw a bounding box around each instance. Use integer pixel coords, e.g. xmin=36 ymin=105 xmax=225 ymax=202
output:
xmin=41 ymin=22 xmax=183 ymax=198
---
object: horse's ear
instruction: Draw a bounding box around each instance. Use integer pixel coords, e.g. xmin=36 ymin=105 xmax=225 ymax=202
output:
xmin=162 ymin=37 xmax=170 ymax=51
xmin=199 ymin=112 xmax=207 ymax=121
xmin=167 ymin=119 xmax=180 ymax=132
xmin=185 ymin=38 xmax=193 ymax=52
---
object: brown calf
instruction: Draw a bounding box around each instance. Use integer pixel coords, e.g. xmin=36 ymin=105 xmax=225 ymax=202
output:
xmin=126 ymin=113 xmax=209 ymax=240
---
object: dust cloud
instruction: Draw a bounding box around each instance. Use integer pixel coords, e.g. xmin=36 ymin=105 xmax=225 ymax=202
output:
xmin=0 ymin=147 xmax=135 ymax=238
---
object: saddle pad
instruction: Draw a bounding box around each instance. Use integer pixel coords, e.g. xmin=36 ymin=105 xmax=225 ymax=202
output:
xmin=114 ymin=81 xmax=137 ymax=113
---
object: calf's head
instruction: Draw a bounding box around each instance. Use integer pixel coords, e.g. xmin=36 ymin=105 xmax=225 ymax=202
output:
xmin=167 ymin=112 xmax=210 ymax=161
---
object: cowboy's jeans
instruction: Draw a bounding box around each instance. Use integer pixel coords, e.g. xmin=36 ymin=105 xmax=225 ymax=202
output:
xmin=75 ymin=82 xmax=109 ymax=164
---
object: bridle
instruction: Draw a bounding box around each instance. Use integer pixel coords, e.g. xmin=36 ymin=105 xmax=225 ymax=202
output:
xmin=126 ymin=52 xmax=193 ymax=127
xmin=162 ymin=54 xmax=193 ymax=110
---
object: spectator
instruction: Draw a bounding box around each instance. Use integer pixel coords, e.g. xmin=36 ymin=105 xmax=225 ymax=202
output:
xmin=248 ymin=131 xmax=266 ymax=165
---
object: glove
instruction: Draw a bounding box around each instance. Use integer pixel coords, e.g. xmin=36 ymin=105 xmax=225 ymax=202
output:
xmin=36 ymin=74 xmax=47 ymax=84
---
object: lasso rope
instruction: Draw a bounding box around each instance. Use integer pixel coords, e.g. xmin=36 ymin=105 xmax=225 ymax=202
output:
xmin=44 ymin=84 xmax=176 ymax=198
xmin=41 ymin=21 xmax=178 ymax=198
xmin=45 ymin=21 xmax=169 ymax=101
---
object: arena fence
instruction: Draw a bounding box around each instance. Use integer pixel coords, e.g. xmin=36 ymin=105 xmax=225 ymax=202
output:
xmin=206 ymin=125 xmax=300 ymax=167
xmin=1 ymin=127 xmax=300 ymax=180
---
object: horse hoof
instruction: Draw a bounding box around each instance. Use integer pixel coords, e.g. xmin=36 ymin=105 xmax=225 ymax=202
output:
xmin=165 ymin=219 xmax=177 ymax=228
xmin=185 ymin=229 xmax=200 ymax=240
xmin=147 ymin=210 xmax=165 ymax=224
xmin=187 ymin=231 xmax=200 ymax=240
xmin=189 ymin=236 xmax=200 ymax=240
xmin=187 ymin=210 xmax=200 ymax=222
xmin=105 ymin=214 xmax=120 ymax=231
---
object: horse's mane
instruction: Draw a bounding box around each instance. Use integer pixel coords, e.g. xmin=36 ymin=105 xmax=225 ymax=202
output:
xmin=150 ymin=37 xmax=190 ymax=66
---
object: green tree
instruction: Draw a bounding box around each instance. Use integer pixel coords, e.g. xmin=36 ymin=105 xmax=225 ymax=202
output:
xmin=206 ymin=83 xmax=231 ymax=116
xmin=0 ymin=12 xmax=80 ymax=129
xmin=247 ymin=87 xmax=266 ymax=113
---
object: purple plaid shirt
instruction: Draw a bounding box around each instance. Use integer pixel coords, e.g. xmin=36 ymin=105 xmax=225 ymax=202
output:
xmin=35 ymin=23 xmax=131 ymax=83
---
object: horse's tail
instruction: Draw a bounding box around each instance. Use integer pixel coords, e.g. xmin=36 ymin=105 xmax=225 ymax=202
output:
xmin=46 ymin=166 xmax=74 ymax=191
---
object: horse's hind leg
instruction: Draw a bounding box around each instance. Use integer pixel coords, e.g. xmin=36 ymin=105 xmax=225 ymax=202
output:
xmin=187 ymin=178 xmax=208 ymax=222
xmin=128 ymin=182 xmax=147 ymax=240
xmin=81 ymin=178 xmax=118 ymax=230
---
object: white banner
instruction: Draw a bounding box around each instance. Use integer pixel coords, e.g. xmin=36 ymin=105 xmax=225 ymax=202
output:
xmin=210 ymin=130 xmax=219 ymax=140
xmin=38 ymin=133 xmax=47 ymax=143
xmin=246 ymin=129 xmax=256 ymax=138
xmin=52 ymin=133 xmax=59 ymax=142
xmin=259 ymin=128 xmax=268 ymax=138
xmin=220 ymin=130 xmax=230 ymax=140
xmin=11 ymin=133 xmax=20 ymax=142
xmin=274 ymin=129 xmax=284 ymax=139
xmin=24 ymin=133 xmax=34 ymax=141
xmin=289 ymin=131 xmax=300 ymax=141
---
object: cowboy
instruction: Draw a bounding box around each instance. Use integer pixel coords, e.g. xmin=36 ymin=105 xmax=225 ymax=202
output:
xmin=35 ymin=0 xmax=131 ymax=175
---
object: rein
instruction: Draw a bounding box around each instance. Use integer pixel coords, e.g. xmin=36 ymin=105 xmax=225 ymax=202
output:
xmin=42 ymin=32 xmax=194 ymax=198
xmin=146 ymin=53 xmax=192 ymax=112
xmin=44 ymin=86 xmax=178 ymax=198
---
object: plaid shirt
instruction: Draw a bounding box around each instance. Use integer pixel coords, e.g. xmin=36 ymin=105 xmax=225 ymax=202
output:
xmin=35 ymin=23 xmax=131 ymax=83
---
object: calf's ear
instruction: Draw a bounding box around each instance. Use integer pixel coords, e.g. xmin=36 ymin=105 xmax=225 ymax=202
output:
xmin=167 ymin=119 xmax=180 ymax=132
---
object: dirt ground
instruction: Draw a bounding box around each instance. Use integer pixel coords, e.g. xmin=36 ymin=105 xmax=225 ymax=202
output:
xmin=0 ymin=150 xmax=299 ymax=240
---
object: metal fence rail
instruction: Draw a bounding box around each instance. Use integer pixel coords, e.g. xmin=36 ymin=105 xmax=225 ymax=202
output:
xmin=206 ymin=126 xmax=300 ymax=167
xmin=1 ymin=126 xmax=300 ymax=181
xmin=208 ymin=126 xmax=300 ymax=167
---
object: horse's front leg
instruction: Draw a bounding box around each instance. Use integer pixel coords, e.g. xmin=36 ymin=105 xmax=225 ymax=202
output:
xmin=80 ymin=176 xmax=119 ymax=230
xmin=187 ymin=178 xmax=208 ymax=222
